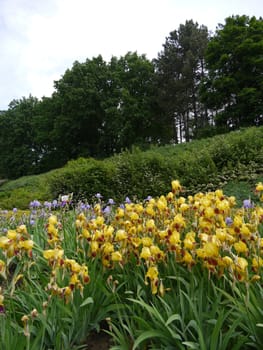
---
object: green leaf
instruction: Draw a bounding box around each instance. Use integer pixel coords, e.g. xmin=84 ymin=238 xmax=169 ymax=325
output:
xmin=210 ymin=310 xmax=226 ymax=350
xmin=165 ymin=313 xmax=182 ymax=326
xmin=221 ymin=318 xmax=246 ymax=350
xmin=181 ymin=291 xmax=206 ymax=350
xmin=80 ymin=297 xmax=94 ymax=307
xmin=132 ymin=330 xmax=171 ymax=350
xmin=182 ymin=341 xmax=200 ymax=349
xmin=128 ymin=298 xmax=166 ymax=326
xmin=206 ymin=319 xmax=217 ymax=325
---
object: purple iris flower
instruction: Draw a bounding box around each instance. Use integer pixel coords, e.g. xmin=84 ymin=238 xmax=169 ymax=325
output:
xmin=125 ymin=197 xmax=131 ymax=204
xmin=225 ymin=217 xmax=233 ymax=226
xmin=30 ymin=200 xmax=41 ymax=208
xmin=243 ymin=199 xmax=253 ymax=209
xmin=44 ymin=201 xmax=52 ymax=209
xmin=80 ymin=203 xmax=90 ymax=210
xmin=80 ymin=203 xmax=86 ymax=210
xmin=103 ymin=206 xmax=111 ymax=215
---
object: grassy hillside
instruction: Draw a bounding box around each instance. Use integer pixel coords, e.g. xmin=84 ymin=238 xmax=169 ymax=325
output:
xmin=0 ymin=126 xmax=263 ymax=209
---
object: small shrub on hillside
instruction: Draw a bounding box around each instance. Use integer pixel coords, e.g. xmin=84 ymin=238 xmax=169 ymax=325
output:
xmin=173 ymin=149 xmax=217 ymax=188
xmin=208 ymin=127 xmax=263 ymax=170
xmin=49 ymin=160 xmax=120 ymax=203
xmin=112 ymin=150 xmax=178 ymax=200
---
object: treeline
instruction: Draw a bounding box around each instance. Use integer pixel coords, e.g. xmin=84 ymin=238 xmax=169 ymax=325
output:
xmin=0 ymin=15 xmax=262 ymax=179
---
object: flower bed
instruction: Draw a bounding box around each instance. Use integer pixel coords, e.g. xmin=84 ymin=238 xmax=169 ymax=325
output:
xmin=0 ymin=181 xmax=263 ymax=349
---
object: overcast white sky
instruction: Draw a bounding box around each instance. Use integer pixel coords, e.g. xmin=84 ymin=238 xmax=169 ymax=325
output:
xmin=0 ymin=0 xmax=262 ymax=110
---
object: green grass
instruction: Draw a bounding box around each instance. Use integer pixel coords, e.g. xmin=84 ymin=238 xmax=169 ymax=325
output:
xmin=0 ymin=172 xmax=54 ymax=209
xmin=223 ymin=175 xmax=263 ymax=207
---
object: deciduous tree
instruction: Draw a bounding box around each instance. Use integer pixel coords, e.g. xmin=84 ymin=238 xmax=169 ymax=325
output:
xmin=201 ymin=15 xmax=263 ymax=130
xmin=0 ymin=96 xmax=41 ymax=178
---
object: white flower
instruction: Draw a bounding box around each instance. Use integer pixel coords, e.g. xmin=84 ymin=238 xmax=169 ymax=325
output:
xmin=61 ymin=195 xmax=69 ymax=202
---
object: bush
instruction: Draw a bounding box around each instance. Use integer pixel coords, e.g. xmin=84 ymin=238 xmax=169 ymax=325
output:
xmin=48 ymin=159 xmax=120 ymax=203
xmin=0 ymin=174 xmax=52 ymax=210
xmin=1 ymin=126 xmax=263 ymax=209
xmin=208 ymin=127 xmax=263 ymax=170
xmin=111 ymin=149 xmax=178 ymax=200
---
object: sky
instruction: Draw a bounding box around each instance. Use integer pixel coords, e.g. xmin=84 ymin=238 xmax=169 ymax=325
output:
xmin=0 ymin=0 xmax=262 ymax=110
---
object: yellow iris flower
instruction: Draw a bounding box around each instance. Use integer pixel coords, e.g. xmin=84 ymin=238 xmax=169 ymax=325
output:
xmin=43 ymin=248 xmax=64 ymax=260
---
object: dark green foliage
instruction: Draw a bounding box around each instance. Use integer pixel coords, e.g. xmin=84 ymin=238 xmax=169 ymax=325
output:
xmin=154 ymin=20 xmax=209 ymax=143
xmin=51 ymin=56 xmax=109 ymax=161
xmin=0 ymin=53 xmax=161 ymax=179
xmin=0 ymin=96 xmax=64 ymax=179
xmin=201 ymin=15 xmax=263 ymax=130
xmin=0 ymin=96 xmax=41 ymax=178
xmin=46 ymin=52 xmax=159 ymax=162
xmin=46 ymin=126 xmax=263 ymax=203
xmin=173 ymin=149 xmax=217 ymax=188
xmin=101 ymin=53 xmax=162 ymax=153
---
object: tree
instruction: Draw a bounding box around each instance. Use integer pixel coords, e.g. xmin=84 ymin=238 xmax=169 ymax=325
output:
xmin=32 ymin=96 xmax=64 ymax=171
xmin=100 ymin=52 xmax=161 ymax=154
xmin=0 ymin=96 xmax=42 ymax=179
xmin=51 ymin=55 xmax=109 ymax=161
xmin=201 ymin=15 xmax=263 ymax=130
xmin=0 ymin=53 xmax=164 ymax=179
xmin=50 ymin=53 xmax=161 ymax=159
xmin=154 ymin=20 xmax=209 ymax=142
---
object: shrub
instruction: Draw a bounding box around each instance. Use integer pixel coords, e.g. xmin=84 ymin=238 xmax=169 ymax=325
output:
xmin=208 ymin=127 xmax=263 ymax=170
xmin=48 ymin=159 xmax=120 ymax=203
xmin=1 ymin=126 xmax=263 ymax=209
xmin=111 ymin=149 xmax=178 ymax=200
xmin=0 ymin=174 xmax=52 ymax=210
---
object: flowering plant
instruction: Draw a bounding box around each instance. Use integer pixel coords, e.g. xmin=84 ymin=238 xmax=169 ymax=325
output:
xmin=0 ymin=181 xmax=263 ymax=349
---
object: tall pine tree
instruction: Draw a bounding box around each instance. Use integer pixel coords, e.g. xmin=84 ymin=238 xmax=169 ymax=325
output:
xmin=155 ymin=20 xmax=209 ymax=142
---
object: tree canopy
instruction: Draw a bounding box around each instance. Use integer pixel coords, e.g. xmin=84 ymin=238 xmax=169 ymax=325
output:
xmin=154 ymin=20 xmax=209 ymax=142
xmin=200 ymin=15 xmax=263 ymax=130
xmin=0 ymin=15 xmax=262 ymax=179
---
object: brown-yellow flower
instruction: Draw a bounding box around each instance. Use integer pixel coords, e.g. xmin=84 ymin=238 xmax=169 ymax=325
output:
xmin=111 ymin=251 xmax=123 ymax=262
xmin=43 ymin=248 xmax=64 ymax=260
xmin=234 ymin=241 xmax=248 ymax=254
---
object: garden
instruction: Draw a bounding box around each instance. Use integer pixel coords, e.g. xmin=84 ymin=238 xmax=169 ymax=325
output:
xmin=0 ymin=13 xmax=262 ymax=348
xmin=1 ymin=178 xmax=263 ymax=349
